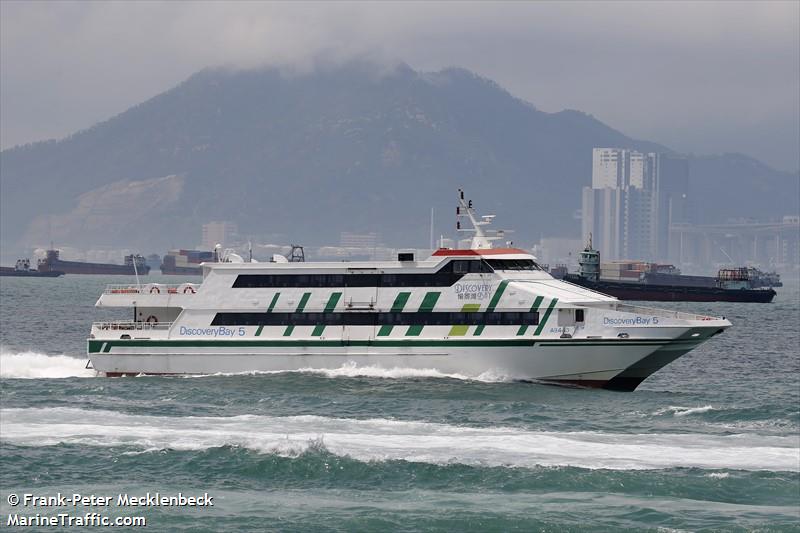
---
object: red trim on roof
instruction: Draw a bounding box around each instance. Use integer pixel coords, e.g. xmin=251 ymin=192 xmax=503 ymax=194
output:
xmin=432 ymin=248 xmax=528 ymax=256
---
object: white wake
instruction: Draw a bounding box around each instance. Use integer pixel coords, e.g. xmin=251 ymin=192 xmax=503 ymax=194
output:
xmin=0 ymin=351 xmax=95 ymax=379
xmin=2 ymin=407 xmax=797 ymax=472
xmin=652 ymin=405 xmax=717 ymax=417
xmin=187 ymin=361 xmax=512 ymax=382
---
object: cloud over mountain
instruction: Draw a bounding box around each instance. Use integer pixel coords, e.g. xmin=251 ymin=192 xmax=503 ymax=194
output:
xmin=1 ymin=62 xmax=796 ymax=254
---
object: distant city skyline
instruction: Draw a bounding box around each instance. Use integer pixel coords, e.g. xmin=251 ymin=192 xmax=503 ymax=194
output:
xmin=582 ymin=148 xmax=689 ymax=262
xmin=1 ymin=1 xmax=798 ymax=171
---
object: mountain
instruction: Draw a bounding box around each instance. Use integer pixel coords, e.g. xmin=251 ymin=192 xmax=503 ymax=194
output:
xmin=1 ymin=61 xmax=797 ymax=253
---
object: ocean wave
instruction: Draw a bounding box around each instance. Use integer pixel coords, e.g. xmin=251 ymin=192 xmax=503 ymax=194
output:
xmin=652 ymin=405 xmax=716 ymax=417
xmin=712 ymin=418 xmax=799 ymax=432
xmin=183 ymin=361 xmax=513 ymax=382
xmin=0 ymin=351 xmax=95 ymax=379
xmin=1 ymin=407 xmax=797 ymax=472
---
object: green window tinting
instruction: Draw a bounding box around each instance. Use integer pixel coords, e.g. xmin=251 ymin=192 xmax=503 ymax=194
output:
xmin=517 ymin=296 xmax=544 ymax=335
xmin=406 ymin=292 xmax=441 ymax=336
xmin=212 ymin=311 xmax=539 ymax=327
xmin=473 ymin=280 xmax=509 ymax=336
xmin=533 ymin=298 xmax=559 ymax=336
xmin=231 ymin=259 xmax=496 ymax=289
xmin=283 ymin=292 xmax=311 ymax=337
xmin=377 ymin=292 xmax=411 ymax=336
xmin=312 ymin=292 xmax=342 ymax=336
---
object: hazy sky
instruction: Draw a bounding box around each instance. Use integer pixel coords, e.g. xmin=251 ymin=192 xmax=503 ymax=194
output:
xmin=1 ymin=1 xmax=798 ymax=171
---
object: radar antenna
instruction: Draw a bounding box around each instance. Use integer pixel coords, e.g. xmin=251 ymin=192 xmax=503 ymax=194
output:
xmin=289 ymin=245 xmax=305 ymax=262
xmin=455 ymin=189 xmax=512 ymax=249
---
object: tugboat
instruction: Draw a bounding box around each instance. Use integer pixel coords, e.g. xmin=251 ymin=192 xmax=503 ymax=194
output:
xmin=561 ymin=238 xmax=776 ymax=303
xmin=0 ymin=258 xmax=64 ymax=277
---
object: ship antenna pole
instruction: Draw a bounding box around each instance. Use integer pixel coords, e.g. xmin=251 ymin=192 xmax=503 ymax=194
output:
xmin=456 ymin=188 xmax=507 ymax=249
xmin=430 ymin=207 xmax=434 ymax=250
xmin=132 ymin=252 xmax=141 ymax=290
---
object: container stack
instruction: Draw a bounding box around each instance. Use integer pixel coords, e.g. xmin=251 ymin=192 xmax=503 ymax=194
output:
xmin=159 ymin=249 xmax=215 ymax=275
xmin=599 ymin=261 xmax=645 ymax=283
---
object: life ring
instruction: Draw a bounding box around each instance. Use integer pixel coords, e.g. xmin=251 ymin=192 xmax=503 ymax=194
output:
xmin=146 ymin=315 xmax=158 ymax=324
xmin=150 ymin=286 xmax=160 ymax=294
xmin=183 ymin=285 xmax=196 ymax=294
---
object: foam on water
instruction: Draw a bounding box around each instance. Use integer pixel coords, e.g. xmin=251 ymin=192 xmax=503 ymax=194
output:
xmin=2 ymin=407 xmax=797 ymax=472
xmin=0 ymin=351 xmax=96 ymax=379
xmin=652 ymin=405 xmax=716 ymax=417
xmin=185 ymin=361 xmax=512 ymax=382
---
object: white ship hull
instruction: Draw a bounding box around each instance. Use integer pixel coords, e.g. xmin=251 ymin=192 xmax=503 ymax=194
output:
xmin=87 ymin=192 xmax=731 ymax=391
xmin=88 ymin=330 xmax=714 ymax=391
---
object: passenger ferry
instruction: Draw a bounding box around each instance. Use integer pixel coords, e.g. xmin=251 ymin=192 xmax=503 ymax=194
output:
xmin=87 ymin=191 xmax=731 ymax=391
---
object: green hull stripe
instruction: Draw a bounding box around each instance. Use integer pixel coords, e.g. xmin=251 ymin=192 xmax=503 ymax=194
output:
xmin=312 ymin=292 xmax=342 ymax=336
xmin=258 ymin=292 xmax=281 ymax=336
xmin=87 ymin=338 xmax=675 ymax=353
xmin=256 ymin=292 xmax=281 ymax=337
xmin=406 ymin=292 xmax=441 ymax=336
xmin=448 ymin=303 xmax=481 ymax=336
xmin=517 ymin=295 xmax=544 ymax=336
xmin=474 ymin=280 xmax=509 ymax=336
xmin=267 ymin=293 xmax=280 ymax=312
xmin=284 ymin=292 xmax=311 ymax=337
xmin=377 ymin=292 xmax=411 ymax=337
xmin=534 ymin=298 xmax=559 ymax=336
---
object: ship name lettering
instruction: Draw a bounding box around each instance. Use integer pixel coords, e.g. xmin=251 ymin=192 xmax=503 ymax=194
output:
xmin=454 ymin=283 xmax=492 ymax=300
xmin=603 ymin=316 xmax=654 ymax=326
xmin=179 ymin=326 xmax=244 ymax=337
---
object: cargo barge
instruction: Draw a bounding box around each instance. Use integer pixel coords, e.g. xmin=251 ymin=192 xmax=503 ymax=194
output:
xmin=0 ymin=258 xmax=64 ymax=277
xmin=555 ymin=239 xmax=777 ymax=303
xmin=37 ymin=249 xmax=149 ymax=275
xmin=159 ymin=249 xmax=213 ymax=275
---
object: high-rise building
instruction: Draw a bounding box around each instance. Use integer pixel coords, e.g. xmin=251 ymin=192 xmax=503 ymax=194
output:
xmin=202 ymin=221 xmax=238 ymax=250
xmin=339 ymin=232 xmax=382 ymax=249
xmin=582 ymin=185 xmax=623 ymax=259
xmin=583 ymin=148 xmax=688 ymax=261
xmin=658 ymin=155 xmax=690 ymax=261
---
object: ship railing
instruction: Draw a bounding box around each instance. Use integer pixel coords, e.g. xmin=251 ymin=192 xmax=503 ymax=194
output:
xmin=92 ymin=321 xmax=174 ymax=331
xmin=103 ymin=283 xmax=199 ymax=295
xmin=610 ymin=303 xmax=720 ymax=321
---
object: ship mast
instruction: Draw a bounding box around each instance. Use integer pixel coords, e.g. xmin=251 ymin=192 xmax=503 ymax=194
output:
xmin=456 ymin=189 xmax=509 ymax=249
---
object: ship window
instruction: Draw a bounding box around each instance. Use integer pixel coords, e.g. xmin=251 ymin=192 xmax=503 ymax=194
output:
xmin=575 ymin=309 xmax=585 ymax=322
xmin=211 ymin=311 xmax=540 ymax=327
xmin=452 ymin=260 xmax=470 ymax=274
xmin=436 ymin=259 xmax=493 ymax=274
xmin=485 ymin=259 xmax=543 ymax=271
xmin=232 ymin=264 xmax=476 ymax=288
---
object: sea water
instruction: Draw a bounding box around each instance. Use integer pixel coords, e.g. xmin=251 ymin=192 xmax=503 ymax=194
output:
xmin=1 ymin=275 xmax=798 ymax=531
